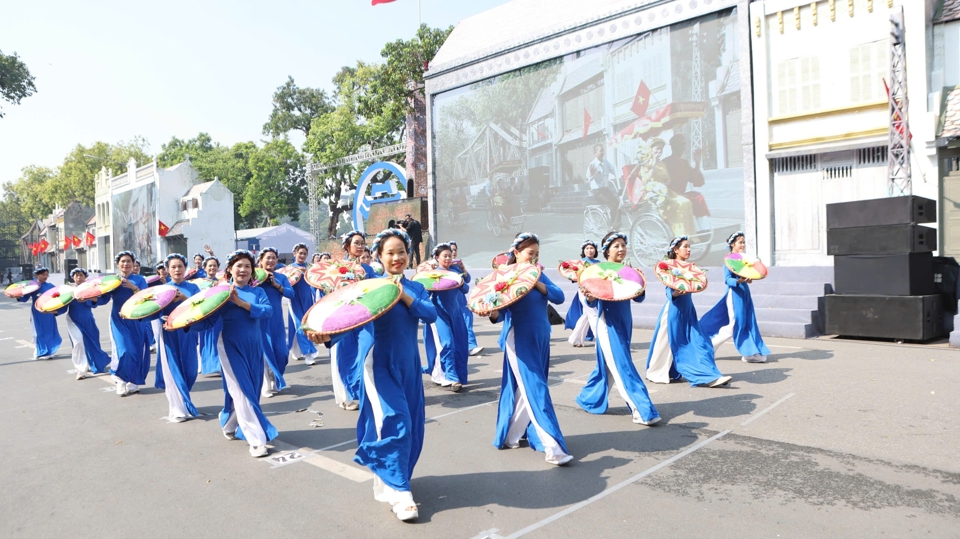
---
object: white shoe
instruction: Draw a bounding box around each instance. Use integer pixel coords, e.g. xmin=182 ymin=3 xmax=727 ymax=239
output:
xmin=76 ymin=372 xmax=87 ymax=380
xmin=546 ymin=453 xmax=574 ymax=466
xmin=344 ymin=401 xmax=359 ymax=411
xmin=116 ymin=381 xmax=128 ymax=396
xmin=125 ymin=383 xmax=139 ymax=395
xmin=742 ymin=356 xmax=767 ymax=363
xmin=223 ymin=431 xmax=238 ymax=440
xmin=249 ymin=445 xmax=268 ymax=458
xmin=634 ymin=416 xmax=661 ymax=426
xmin=170 ymin=416 xmax=187 ymax=423
xmin=392 ymin=502 xmax=418 ymax=522
xmin=150 ymin=345 xmax=157 ymax=353
xmin=708 ymin=375 xmax=732 ymax=388
xmin=305 ymin=355 xmax=318 ymax=365
xmin=468 ymin=346 xmax=484 ymax=356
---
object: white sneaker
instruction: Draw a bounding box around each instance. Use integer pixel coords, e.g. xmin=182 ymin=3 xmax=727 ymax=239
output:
xmin=344 ymin=401 xmax=360 ymax=411
xmin=742 ymin=356 xmax=767 ymax=363
xmin=249 ymin=445 xmax=268 ymax=458
xmin=170 ymin=416 xmax=187 ymax=423
xmin=392 ymin=502 xmax=419 ymax=522
xmin=469 ymin=347 xmax=484 ymax=356
xmin=116 ymin=381 xmax=128 ymax=396
xmin=223 ymin=431 xmax=238 ymax=440
xmin=150 ymin=345 xmax=157 ymax=353
xmin=634 ymin=416 xmax=661 ymax=426
xmin=708 ymin=375 xmax=732 ymax=388
xmin=546 ymin=453 xmax=574 ymax=466
xmin=126 ymin=383 xmax=139 ymax=395
xmin=76 ymin=372 xmax=87 ymax=380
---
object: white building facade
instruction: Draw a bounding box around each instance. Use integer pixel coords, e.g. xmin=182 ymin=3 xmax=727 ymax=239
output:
xmin=93 ymin=158 xmax=235 ymax=271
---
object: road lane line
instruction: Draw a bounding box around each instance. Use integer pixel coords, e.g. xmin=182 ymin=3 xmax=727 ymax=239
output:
xmin=503 ymin=430 xmax=732 ymax=539
xmin=740 ymin=393 xmax=796 ymax=426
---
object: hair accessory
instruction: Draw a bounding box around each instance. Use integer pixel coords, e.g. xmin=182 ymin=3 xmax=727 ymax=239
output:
xmin=114 ymin=251 xmax=135 ymax=264
xmin=371 ymin=228 xmax=412 ymax=254
xmin=510 ymin=232 xmax=539 ymax=253
xmin=257 ymin=247 xmax=278 ymax=260
xmin=292 ymin=242 xmax=308 ymax=253
xmin=667 ymin=236 xmax=689 ymax=255
xmin=226 ymin=249 xmax=254 ymax=266
xmin=433 ymin=242 xmax=453 ymax=258
xmin=155 ymin=262 xmax=165 ymax=270
xmin=69 ymin=267 xmax=88 ymax=278
xmin=33 ymin=266 xmax=50 ymax=275
xmin=164 ymin=253 xmax=187 ymax=268
xmin=581 ymin=240 xmax=598 ymax=250
xmin=341 ymin=230 xmax=366 ymax=249
xmin=601 ymin=233 xmax=628 ymax=254
xmin=726 ymin=231 xmax=745 ymax=246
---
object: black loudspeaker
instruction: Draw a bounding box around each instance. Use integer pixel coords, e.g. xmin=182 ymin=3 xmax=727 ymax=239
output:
xmin=826 ymin=195 xmax=936 ymax=229
xmin=824 ymin=294 xmax=944 ymax=341
xmin=826 ymin=224 xmax=937 ymax=255
xmin=833 ymin=253 xmax=933 ymax=296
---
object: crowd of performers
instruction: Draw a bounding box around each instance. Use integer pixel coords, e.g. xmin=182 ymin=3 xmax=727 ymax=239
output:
xmin=10 ymin=227 xmax=768 ymax=523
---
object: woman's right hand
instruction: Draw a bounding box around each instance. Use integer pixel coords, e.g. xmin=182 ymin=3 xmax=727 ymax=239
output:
xmin=305 ymin=330 xmax=329 ymax=344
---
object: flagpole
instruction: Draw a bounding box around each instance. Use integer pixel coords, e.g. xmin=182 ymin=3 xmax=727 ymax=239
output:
xmin=418 ymin=0 xmax=421 ymax=29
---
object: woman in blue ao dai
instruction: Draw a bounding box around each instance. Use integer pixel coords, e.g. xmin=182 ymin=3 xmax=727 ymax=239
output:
xmin=197 ymin=257 xmax=223 ymax=375
xmin=484 ymin=233 xmax=572 ymax=466
xmin=645 ymin=237 xmax=732 ymax=388
xmin=150 ymin=254 xmax=201 ymax=422
xmin=699 ymin=232 xmax=771 ymax=363
xmin=189 ymin=250 xmax=276 ymax=458
xmin=329 ymin=232 xmax=378 ymax=411
xmin=287 ymin=242 xmax=321 ymax=365
xmin=257 ymin=247 xmax=294 ymax=397
xmin=422 ymin=243 xmax=470 ymax=391
xmin=191 ymin=253 xmax=208 ymax=279
xmin=308 ymin=229 xmax=437 ymax=522
xmin=98 ymin=251 xmax=150 ymax=396
xmin=64 ymin=268 xmax=110 ymax=379
xmin=449 ymin=241 xmax=483 ymax=356
xmin=566 ymin=240 xmax=601 ymax=347
xmin=575 ymin=232 xmax=660 ymax=425
xmin=12 ymin=267 xmax=61 ymax=360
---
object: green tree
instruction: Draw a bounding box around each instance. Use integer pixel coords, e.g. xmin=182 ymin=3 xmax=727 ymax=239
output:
xmin=2 ymin=165 xmax=57 ymax=220
xmin=241 ymin=139 xmax=305 ymax=226
xmin=305 ymin=64 xmax=404 ymax=238
xmin=362 ymin=24 xmax=453 ymax=132
xmin=49 ymin=137 xmax=152 ymax=208
xmin=262 ymin=76 xmax=333 ymax=139
xmin=0 ymin=49 xmax=36 ymax=118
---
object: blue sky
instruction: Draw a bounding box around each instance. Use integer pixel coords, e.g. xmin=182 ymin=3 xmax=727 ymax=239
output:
xmin=0 ymin=0 xmax=509 ymax=189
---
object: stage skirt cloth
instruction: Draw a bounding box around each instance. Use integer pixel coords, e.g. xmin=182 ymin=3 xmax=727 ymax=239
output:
xmin=18 ymin=282 xmax=62 ymax=358
xmin=286 ymin=262 xmax=318 ymax=360
xmin=260 ymin=271 xmax=294 ymax=394
xmin=699 ymin=267 xmax=770 ymax=362
xmin=576 ymin=294 xmax=659 ymax=423
xmin=149 ymin=281 xmax=201 ymax=420
xmin=65 ymin=299 xmax=110 ymax=374
xmin=339 ymin=277 xmax=436 ymax=497
xmin=100 ymin=274 xmax=151 ymax=386
xmin=189 ymin=284 xmax=277 ymax=447
xmin=646 ymin=286 xmax=723 ymax=387
xmin=493 ymin=272 xmax=571 ymax=464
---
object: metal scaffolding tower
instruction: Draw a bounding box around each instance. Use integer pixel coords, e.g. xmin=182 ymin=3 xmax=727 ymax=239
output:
xmin=887 ymin=8 xmax=910 ymax=196
xmin=304 ymin=143 xmax=406 ymax=244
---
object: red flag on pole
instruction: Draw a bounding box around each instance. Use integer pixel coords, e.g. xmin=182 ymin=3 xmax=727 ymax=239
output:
xmin=582 ymin=109 xmax=592 ymax=140
xmin=30 ymin=243 xmax=38 ymax=256
xmin=63 ymin=236 xmax=72 ymax=251
xmin=158 ymin=220 xmax=169 ymax=237
xmin=38 ymin=238 xmax=49 ymax=252
xmin=371 ymin=0 xmax=397 ymax=4
xmin=630 ymin=80 xmax=651 ymax=118
xmin=72 ymin=235 xmax=82 ymax=247
xmin=85 ymin=231 xmax=96 ymax=246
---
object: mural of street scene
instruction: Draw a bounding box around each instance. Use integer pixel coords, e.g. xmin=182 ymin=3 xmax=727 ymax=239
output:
xmin=433 ymin=8 xmax=743 ymax=268
xmin=111 ymin=184 xmax=157 ymax=266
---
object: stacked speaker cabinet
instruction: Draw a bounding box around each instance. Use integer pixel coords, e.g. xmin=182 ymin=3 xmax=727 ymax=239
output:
xmin=824 ymin=196 xmax=945 ymax=341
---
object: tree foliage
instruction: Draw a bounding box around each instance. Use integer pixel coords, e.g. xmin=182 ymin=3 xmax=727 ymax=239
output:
xmin=262 ymin=76 xmax=333 ymax=139
xmin=241 ymin=139 xmax=305 ymax=226
xmin=0 ymin=49 xmax=36 ymax=118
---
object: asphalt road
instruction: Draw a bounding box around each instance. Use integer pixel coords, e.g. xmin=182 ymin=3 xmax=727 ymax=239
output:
xmin=1 ymin=294 xmax=958 ymax=538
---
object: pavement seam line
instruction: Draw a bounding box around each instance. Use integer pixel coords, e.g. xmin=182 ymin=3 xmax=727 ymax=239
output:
xmin=504 ymin=429 xmax=732 ymax=539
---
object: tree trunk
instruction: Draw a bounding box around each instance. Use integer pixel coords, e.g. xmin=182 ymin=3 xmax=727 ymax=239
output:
xmin=326 ymin=205 xmax=343 ymax=239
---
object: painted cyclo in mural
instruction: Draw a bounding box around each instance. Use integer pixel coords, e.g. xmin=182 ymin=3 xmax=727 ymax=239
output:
xmin=583 ymin=102 xmax=713 ymax=266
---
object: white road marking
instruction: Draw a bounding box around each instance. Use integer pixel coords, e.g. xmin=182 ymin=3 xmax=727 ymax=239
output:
xmin=502 ymin=430 xmax=732 ymax=539
xmin=740 ymin=393 xmax=796 ymax=426
xmin=267 ymin=439 xmax=374 ymax=481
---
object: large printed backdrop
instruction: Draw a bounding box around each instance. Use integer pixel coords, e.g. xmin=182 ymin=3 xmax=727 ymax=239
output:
xmin=432 ymin=8 xmax=744 ymax=268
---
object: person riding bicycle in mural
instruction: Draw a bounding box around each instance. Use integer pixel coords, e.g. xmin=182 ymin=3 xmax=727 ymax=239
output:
xmin=625 ymin=137 xmax=697 ymax=238
xmin=586 ymin=144 xmax=620 ymax=228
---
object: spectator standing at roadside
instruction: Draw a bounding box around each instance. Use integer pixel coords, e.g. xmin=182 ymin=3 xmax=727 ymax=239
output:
xmin=401 ymin=213 xmax=423 ymax=268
